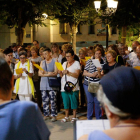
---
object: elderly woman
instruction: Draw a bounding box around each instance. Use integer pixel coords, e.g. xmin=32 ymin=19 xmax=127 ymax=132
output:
xmin=83 ymin=47 xmax=104 ymax=120
xmin=39 ymin=48 xmax=58 ymax=122
xmin=59 ymin=49 xmax=81 ymax=123
xmin=61 ymin=44 xmax=79 ymax=64
xmin=29 ymin=46 xmax=43 ymax=111
xmin=80 ymin=67 xmax=140 ymax=140
xmin=13 ymin=51 xmax=34 ymax=101
xmin=107 ymin=44 xmax=124 ymax=65
xmin=102 ymin=50 xmax=121 ymax=75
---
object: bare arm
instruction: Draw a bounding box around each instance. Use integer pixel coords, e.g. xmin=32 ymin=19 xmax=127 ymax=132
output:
xmin=83 ymin=70 xmax=98 ymax=78
xmin=78 ymin=135 xmax=88 ymax=140
xmin=22 ymin=69 xmax=33 ymax=78
xmin=38 ymin=62 xmax=57 ymax=77
xmin=67 ymin=69 xmax=81 ymax=78
xmin=14 ymin=74 xmax=22 ymax=79
xmin=97 ymin=67 xmax=103 ymax=79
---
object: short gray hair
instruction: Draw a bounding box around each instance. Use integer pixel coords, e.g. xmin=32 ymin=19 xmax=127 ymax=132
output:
xmin=97 ymin=85 xmax=130 ymax=118
xmin=117 ymin=43 xmax=125 ymax=48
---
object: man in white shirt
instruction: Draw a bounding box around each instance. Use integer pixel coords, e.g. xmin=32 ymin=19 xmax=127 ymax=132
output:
xmin=130 ymin=46 xmax=140 ymax=67
xmin=11 ymin=44 xmax=19 ymax=59
xmin=129 ymin=41 xmax=139 ymax=60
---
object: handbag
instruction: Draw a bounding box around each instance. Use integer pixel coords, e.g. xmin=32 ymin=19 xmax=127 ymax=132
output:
xmin=88 ymin=59 xmax=99 ymax=93
xmin=45 ymin=62 xmax=61 ymax=87
xmin=64 ymin=63 xmax=78 ymax=92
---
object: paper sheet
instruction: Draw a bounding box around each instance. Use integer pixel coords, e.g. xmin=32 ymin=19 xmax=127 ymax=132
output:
xmin=76 ymin=120 xmax=110 ymax=140
xmin=55 ymin=62 xmax=64 ymax=71
xmin=16 ymin=68 xmax=23 ymax=74
xmin=92 ymin=59 xmax=102 ymax=68
xmin=33 ymin=64 xmax=44 ymax=71
xmin=85 ymin=57 xmax=91 ymax=61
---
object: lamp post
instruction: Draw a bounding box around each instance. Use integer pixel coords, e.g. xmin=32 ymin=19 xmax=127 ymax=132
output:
xmin=94 ymin=0 xmax=118 ymax=48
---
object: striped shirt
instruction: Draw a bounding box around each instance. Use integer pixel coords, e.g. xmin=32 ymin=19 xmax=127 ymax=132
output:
xmin=84 ymin=58 xmax=104 ymax=85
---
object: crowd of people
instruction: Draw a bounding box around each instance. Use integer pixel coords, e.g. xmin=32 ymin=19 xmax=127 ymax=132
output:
xmin=1 ymin=40 xmax=140 ymax=123
xmin=1 ymin=40 xmax=140 ymax=139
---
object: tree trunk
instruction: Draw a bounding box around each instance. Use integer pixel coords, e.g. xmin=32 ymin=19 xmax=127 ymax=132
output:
xmin=71 ymin=24 xmax=77 ymax=53
xmin=17 ymin=7 xmax=24 ymax=46
xmin=17 ymin=28 xmax=24 ymax=46
xmin=121 ymin=26 xmax=127 ymax=44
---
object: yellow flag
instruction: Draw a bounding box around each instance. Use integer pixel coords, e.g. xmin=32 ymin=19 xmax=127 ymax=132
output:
xmin=134 ymin=66 xmax=140 ymax=70
xmin=85 ymin=57 xmax=91 ymax=61
xmin=81 ymin=59 xmax=86 ymax=65
xmin=33 ymin=64 xmax=44 ymax=71
xmin=55 ymin=62 xmax=64 ymax=71
xmin=16 ymin=68 xmax=23 ymax=74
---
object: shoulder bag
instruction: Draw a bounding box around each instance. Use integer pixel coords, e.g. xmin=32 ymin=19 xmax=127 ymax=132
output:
xmin=64 ymin=63 xmax=78 ymax=92
xmin=88 ymin=59 xmax=100 ymax=93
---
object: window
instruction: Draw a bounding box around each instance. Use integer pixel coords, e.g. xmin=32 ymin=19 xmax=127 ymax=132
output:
xmin=112 ymin=27 xmax=117 ymax=34
xmin=88 ymin=21 xmax=95 ymax=34
xmin=77 ymin=24 xmax=82 ymax=34
xmin=59 ymin=23 xmax=67 ymax=34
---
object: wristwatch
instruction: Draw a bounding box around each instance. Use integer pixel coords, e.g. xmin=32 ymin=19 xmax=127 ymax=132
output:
xmin=25 ymin=71 xmax=29 ymax=74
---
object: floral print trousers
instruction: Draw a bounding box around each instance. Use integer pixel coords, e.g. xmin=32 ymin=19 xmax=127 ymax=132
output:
xmin=41 ymin=90 xmax=57 ymax=117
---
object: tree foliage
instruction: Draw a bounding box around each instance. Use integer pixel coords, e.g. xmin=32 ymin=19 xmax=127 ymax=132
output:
xmin=55 ymin=0 xmax=97 ymax=27
xmin=0 ymin=0 xmax=71 ymax=45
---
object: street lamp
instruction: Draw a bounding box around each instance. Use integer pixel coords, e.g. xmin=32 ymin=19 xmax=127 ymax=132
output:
xmin=42 ymin=13 xmax=48 ymax=19
xmin=94 ymin=0 xmax=118 ymax=48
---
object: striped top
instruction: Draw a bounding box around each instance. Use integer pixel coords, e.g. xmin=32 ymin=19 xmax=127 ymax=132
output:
xmin=84 ymin=58 xmax=104 ymax=85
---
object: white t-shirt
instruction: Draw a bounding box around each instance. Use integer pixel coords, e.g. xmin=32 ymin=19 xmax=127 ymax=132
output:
xmin=129 ymin=52 xmax=137 ymax=60
xmin=61 ymin=61 xmax=81 ymax=92
xmin=13 ymin=61 xmax=35 ymax=95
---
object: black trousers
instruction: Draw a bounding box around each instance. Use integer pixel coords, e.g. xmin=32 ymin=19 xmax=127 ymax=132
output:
xmin=79 ymin=74 xmax=86 ymax=106
xmin=34 ymin=81 xmax=43 ymax=112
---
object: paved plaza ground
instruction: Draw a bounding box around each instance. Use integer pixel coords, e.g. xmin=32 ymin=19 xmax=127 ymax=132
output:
xmin=45 ymin=108 xmax=93 ymax=140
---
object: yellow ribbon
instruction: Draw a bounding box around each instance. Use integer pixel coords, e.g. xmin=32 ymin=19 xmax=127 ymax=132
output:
xmin=116 ymin=55 xmax=120 ymax=63
xmin=15 ymin=60 xmax=34 ymax=97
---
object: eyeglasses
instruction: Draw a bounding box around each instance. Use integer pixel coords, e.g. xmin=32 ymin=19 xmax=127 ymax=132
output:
xmin=7 ymin=55 xmax=13 ymax=57
xmin=20 ymin=57 xmax=26 ymax=59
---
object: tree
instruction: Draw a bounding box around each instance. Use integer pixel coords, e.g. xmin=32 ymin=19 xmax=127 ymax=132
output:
xmin=54 ymin=0 xmax=97 ymax=53
xmin=100 ymin=0 xmax=140 ymax=44
xmin=0 ymin=0 xmax=71 ymax=45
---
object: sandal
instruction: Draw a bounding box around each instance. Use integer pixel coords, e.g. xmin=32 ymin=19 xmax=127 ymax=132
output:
xmin=51 ymin=117 xmax=57 ymax=122
xmin=71 ymin=118 xmax=78 ymax=123
xmin=61 ymin=117 xmax=70 ymax=123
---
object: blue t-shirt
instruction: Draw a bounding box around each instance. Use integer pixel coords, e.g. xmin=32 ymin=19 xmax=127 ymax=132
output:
xmin=0 ymin=100 xmax=50 ymax=140
xmin=88 ymin=130 xmax=113 ymax=140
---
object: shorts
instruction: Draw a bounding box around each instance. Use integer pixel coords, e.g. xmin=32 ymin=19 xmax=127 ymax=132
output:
xmin=61 ymin=91 xmax=79 ymax=109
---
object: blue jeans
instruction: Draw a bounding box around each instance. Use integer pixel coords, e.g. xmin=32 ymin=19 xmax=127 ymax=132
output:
xmin=83 ymin=84 xmax=102 ymax=120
